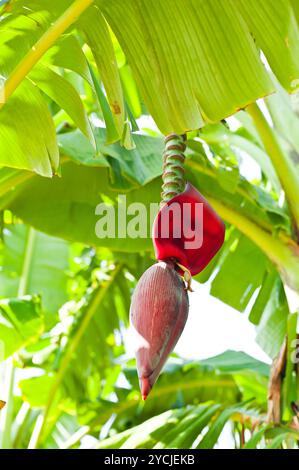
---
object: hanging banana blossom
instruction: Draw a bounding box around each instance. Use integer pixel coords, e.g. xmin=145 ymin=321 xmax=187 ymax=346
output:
xmin=130 ymin=133 xmax=225 ymax=399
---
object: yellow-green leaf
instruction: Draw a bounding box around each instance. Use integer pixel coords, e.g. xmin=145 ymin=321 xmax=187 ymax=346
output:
xmin=0 ymin=78 xmax=59 ymax=176
xmin=98 ymin=0 xmax=274 ymax=134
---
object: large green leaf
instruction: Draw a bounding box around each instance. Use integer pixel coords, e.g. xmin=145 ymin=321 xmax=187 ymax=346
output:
xmin=0 ymin=79 xmax=59 ymax=176
xmin=0 ymin=295 xmax=43 ymax=359
xmin=0 ymin=125 xmax=290 ymax=253
xmin=0 ymin=1 xmax=72 ymax=75
xmin=3 ymin=161 xmax=161 ymax=252
xmin=57 ymin=131 xmax=108 ymax=168
xmin=58 ymin=128 xmax=163 ymax=187
xmin=29 ymin=65 xmax=94 ymax=144
xmin=119 ymin=360 xmax=241 ymax=425
xmin=236 ymin=0 xmax=299 ymax=92
xmin=97 ymin=0 xmax=274 ymax=134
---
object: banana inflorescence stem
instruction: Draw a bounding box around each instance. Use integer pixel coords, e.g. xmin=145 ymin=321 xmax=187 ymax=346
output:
xmin=161 ymin=133 xmax=186 ymax=206
xmin=160 ymin=134 xmax=194 ymax=291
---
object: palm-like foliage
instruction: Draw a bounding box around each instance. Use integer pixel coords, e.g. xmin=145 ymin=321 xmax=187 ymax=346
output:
xmin=0 ymin=0 xmax=299 ymax=449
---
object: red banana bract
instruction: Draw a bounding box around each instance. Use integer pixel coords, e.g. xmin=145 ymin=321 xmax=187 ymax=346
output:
xmin=130 ymin=260 xmax=189 ymax=399
xmin=152 ymin=183 xmax=225 ymax=276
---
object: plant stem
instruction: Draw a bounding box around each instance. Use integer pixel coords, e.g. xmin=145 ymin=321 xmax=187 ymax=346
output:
xmin=29 ymin=264 xmax=121 ymax=449
xmin=247 ymin=102 xmax=299 ymax=232
xmin=0 ymin=227 xmax=36 ymax=448
xmin=267 ymin=339 xmax=287 ymax=423
xmin=0 ymin=0 xmax=94 ymax=109
xmin=161 ymin=134 xmax=186 ymax=205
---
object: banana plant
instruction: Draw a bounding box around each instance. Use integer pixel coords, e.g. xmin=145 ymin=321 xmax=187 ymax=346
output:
xmin=0 ymin=0 xmax=299 ymax=449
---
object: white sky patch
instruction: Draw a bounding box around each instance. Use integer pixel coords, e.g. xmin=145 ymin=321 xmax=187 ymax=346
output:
xmin=136 ymin=114 xmax=160 ymax=134
xmin=226 ymin=116 xmax=241 ymax=132
xmin=238 ymin=154 xmax=262 ymax=181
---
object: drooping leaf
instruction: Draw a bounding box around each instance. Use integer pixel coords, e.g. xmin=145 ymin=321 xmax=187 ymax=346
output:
xmin=80 ymin=5 xmax=125 ymax=141
xmin=78 ymin=354 xmax=252 ymax=437
xmin=87 ymin=64 xmax=120 ymax=145
xmin=120 ymin=64 xmax=142 ymax=119
xmin=29 ymin=65 xmax=94 ymax=145
xmin=43 ymin=35 xmax=92 ymax=85
xmin=0 ymin=79 xmax=59 ymax=176
xmin=236 ymin=0 xmax=299 ymax=92
xmin=97 ymin=0 xmax=274 ymax=134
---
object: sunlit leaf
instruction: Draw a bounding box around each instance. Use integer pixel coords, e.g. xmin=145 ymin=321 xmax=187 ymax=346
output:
xmin=98 ymin=0 xmax=274 ymax=134
xmin=0 ymin=79 xmax=59 ymax=176
xmin=29 ymin=65 xmax=94 ymax=145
